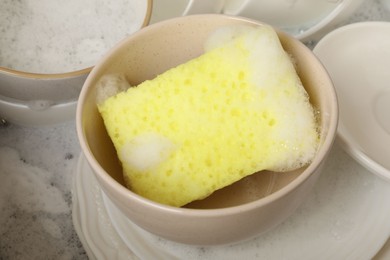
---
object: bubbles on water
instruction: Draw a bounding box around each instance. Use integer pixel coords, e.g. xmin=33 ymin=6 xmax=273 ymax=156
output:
xmin=0 ymin=0 xmax=143 ymax=73
xmin=0 ymin=146 xmax=84 ymax=259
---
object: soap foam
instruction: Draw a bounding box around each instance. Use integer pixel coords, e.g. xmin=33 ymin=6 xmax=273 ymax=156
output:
xmin=0 ymin=0 xmax=143 ymax=73
xmin=0 ymin=147 xmax=70 ymax=257
xmin=0 ymin=146 xmax=68 ymax=214
xmin=0 ymin=122 xmax=85 ymax=259
xmin=120 ymin=132 xmax=177 ymax=172
xmin=96 ymin=73 xmax=131 ymax=105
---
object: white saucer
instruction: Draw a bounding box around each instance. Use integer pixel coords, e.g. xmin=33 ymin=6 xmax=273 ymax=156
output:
xmin=72 ymin=153 xmax=136 ymax=260
xmin=72 ymin=141 xmax=390 ymax=259
xmin=313 ymin=22 xmax=390 ymax=182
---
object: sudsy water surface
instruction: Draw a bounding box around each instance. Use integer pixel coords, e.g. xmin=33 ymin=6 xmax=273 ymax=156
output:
xmin=0 ymin=122 xmax=86 ymax=259
xmin=0 ymin=0 xmax=142 ymax=74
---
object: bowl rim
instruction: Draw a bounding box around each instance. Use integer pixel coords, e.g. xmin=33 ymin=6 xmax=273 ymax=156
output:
xmin=313 ymin=21 xmax=390 ymax=182
xmin=0 ymin=0 xmax=153 ymax=79
xmin=77 ymin=14 xmax=339 ymax=217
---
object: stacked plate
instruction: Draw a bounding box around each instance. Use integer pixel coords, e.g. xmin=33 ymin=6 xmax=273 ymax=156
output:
xmin=72 ymin=147 xmax=390 ymax=259
xmin=313 ymin=21 xmax=390 ymax=182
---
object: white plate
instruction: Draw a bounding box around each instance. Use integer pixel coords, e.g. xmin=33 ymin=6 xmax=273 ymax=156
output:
xmin=72 ymin=140 xmax=390 ymax=259
xmin=72 ymin=154 xmax=137 ymax=260
xmin=313 ymin=22 xmax=390 ymax=182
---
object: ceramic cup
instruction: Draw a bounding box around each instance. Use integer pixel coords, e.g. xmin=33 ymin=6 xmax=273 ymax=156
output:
xmin=77 ymin=14 xmax=338 ymax=245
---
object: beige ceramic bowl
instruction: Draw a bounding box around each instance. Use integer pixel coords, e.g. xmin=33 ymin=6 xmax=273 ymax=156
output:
xmin=77 ymin=14 xmax=338 ymax=246
xmin=0 ymin=0 xmax=151 ymax=126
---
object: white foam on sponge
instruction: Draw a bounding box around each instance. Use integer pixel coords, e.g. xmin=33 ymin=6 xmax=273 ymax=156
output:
xmin=96 ymin=73 xmax=131 ymax=105
xmin=204 ymin=25 xmax=255 ymax=52
xmin=120 ymin=132 xmax=177 ymax=172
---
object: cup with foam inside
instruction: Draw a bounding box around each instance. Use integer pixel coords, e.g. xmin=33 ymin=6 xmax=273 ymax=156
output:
xmin=77 ymin=14 xmax=338 ymax=245
xmin=96 ymin=24 xmax=320 ymax=208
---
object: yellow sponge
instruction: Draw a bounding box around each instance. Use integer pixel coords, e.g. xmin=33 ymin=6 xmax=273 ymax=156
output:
xmin=97 ymin=25 xmax=319 ymax=207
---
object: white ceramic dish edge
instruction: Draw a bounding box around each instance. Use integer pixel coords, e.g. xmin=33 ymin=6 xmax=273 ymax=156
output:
xmin=313 ymin=21 xmax=390 ymax=182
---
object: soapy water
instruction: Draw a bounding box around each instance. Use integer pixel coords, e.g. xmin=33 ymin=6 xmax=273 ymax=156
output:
xmin=0 ymin=147 xmax=76 ymax=258
xmin=0 ymin=0 xmax=143 ymax=74
xmin=0 ymin=121 xmax=86 ymax=259
xmin=0 ymin=147 xmax=68 ymax=213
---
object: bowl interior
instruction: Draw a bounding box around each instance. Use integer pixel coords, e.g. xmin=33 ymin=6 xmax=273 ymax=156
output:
xmin=79 ymin=15 xmax=336 ymax=209
xmin=0 ymin=0 xmax=151 ymax=75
